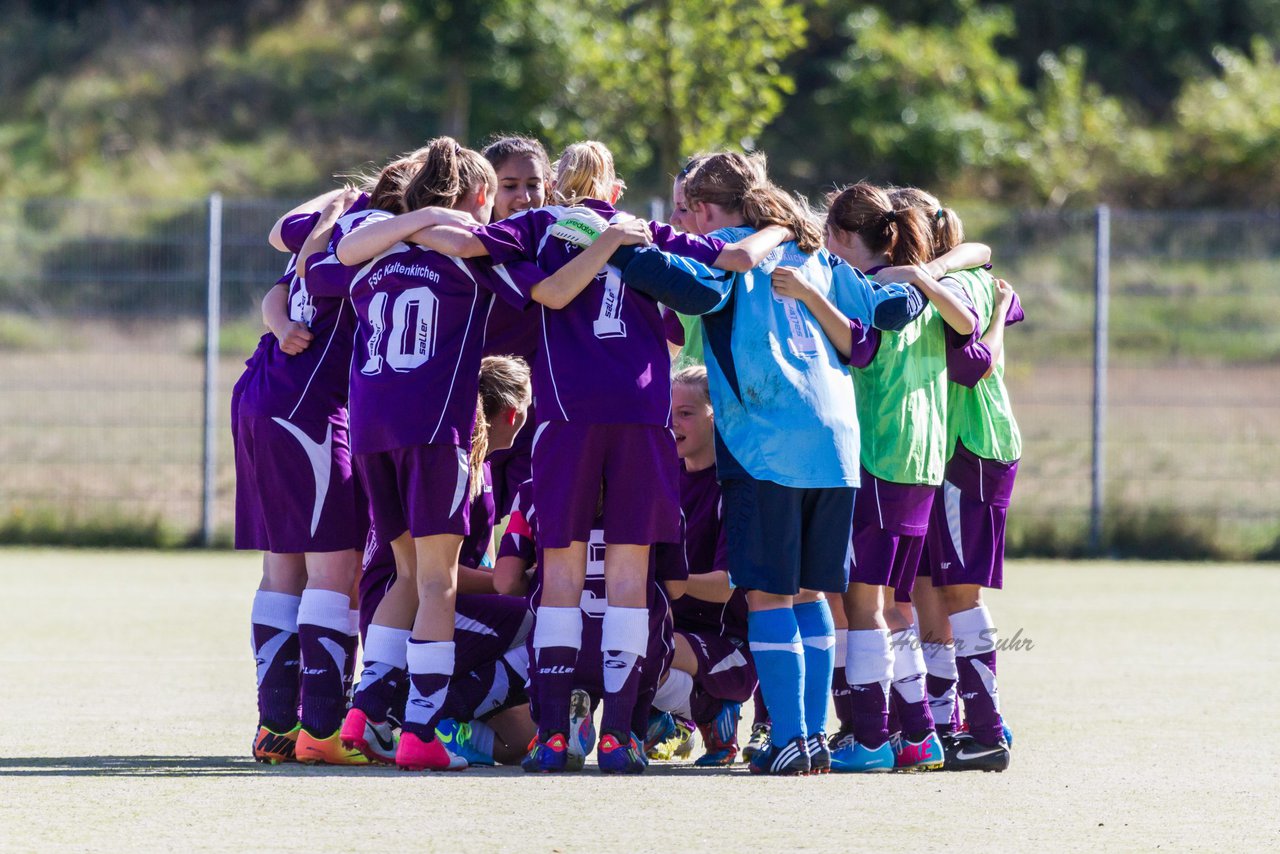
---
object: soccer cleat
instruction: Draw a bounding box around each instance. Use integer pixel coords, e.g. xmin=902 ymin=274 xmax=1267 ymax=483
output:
xmin=522 ymin=733 xmax=570 ymax=773
xmin=945 ymin=733 xmax=1011 ymax=772
xmin=339 ymin=707 xmax=398 ymax=765
xmin=435 ymin=719 xmax=494 ymax=767
xmin=693 ymin=722 xmax=739 ymax=768
xmin=748 ymin=735 xmax=811 ymax=776
xmin=829 ymin=731 xmax=895 ymax=773
xmin=741 ymin=722 xmax=771 ymax=763
xmin=958 ymin=719 xmax=1014 ymax=747
xmin=806 ymin=733 xmax=831 ymax=774
xmin=673 ymin=717 xmax=697 ymax=759
xmin=567 ymin=689 xmax=596 ymax=771
xmin=644 ymin=711 xmax=677 ymax=758
xmin=252 ymin=723 xmax=300 ymax=764
xmin=598 ymin=731 xmax=647 ymax=774
xmin=295 ymin=728 xmax=371 ymax=766
xmin=396 ymin=730 xmax=467 ymax=772
xmin=894 ymin=731 xmax=945 ymax=771
xmin=647 ymin=717 xmax=693 ymax=762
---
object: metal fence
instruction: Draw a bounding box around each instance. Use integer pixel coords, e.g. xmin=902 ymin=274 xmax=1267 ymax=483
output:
xmin=1 ymin=196 xmax=1277 ymax=556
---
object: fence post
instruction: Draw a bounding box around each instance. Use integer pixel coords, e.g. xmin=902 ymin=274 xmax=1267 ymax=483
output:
xmin=201 ymin=193 xmax=223 ymax=547
xmin=1090 ymin=204 xmax=1110 ymax=555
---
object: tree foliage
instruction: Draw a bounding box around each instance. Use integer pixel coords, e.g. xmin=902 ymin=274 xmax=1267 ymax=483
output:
xmin=2 ymin=0 xmax=1280 ymax=206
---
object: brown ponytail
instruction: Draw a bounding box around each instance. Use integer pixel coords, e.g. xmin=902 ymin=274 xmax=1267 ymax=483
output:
xmin=402 ymin=136 xmax=497 ymax=213
xmin=683 ymin=152 xmax=823 ymax=254
xmin=825 ymin=182 xmax=931 ymax=267
xmin=468 ymin=355 xmax=532 ymax=500
xmin=887 ymin=186 xmax=965 ymax=258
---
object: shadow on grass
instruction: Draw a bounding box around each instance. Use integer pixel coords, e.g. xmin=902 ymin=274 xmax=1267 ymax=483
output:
xmin=0 ymin=756 xmax=747 ymax=778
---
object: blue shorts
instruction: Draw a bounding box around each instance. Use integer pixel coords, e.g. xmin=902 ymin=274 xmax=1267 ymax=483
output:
xmin=720 ymin=478 xmax=854 ymax=596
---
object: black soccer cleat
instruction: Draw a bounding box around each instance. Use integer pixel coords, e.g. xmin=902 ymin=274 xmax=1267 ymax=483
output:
xmin=944 ymin=732 xmax=1011 ymax=772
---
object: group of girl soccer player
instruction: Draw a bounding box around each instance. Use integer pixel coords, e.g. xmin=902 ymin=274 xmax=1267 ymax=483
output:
xmin=234 ymin=131 xmax=1023 ymax=776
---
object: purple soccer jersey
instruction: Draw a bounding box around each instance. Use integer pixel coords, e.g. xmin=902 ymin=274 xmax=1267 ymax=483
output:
xmin=670 ymin=464 xmax=748 ymax=641
xmin=232 ymin=197 xmax=370 ymax=554
xmin=473 ymin=199 xmax=725 ymax=426
xmin=310 ymin=209 xmax=542 ymax=455
xmin=235 ymin=199 xmax=365 ymax=426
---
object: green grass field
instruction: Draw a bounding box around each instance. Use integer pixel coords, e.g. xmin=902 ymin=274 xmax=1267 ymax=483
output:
xmin=1 ymin=550 xmax=1278 ymax=851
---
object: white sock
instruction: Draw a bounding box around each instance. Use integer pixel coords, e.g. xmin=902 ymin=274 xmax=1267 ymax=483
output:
xmin=652 ymin=668 xmax=694 ymax=718
xmin=846 ymin=628 xmax=893 ymax=691
xmin=890 ymin=626 xmax=928 ymax=705
xmin=532 ymin=606 xmax=583 ymax=657
xmin=404 ymin=640 xmax=455 ymax=728
xmin=950 ymin=605 xmax=997 ymax=657
xmin=601 ymin=606 xmax=649 ymax=694
xmin=363 ymin=624 xmax=411 ymax=669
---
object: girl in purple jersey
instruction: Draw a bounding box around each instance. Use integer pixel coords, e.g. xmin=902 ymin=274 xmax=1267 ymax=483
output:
xmin=331 ymin=140 xmax=787 ymax=774
xmin=330 ymin=138 xmax=653 ymax=772
xmin=239 ymin=186 xmax=372 ymax=767
xmin=480 ymin=136 xmax=554 ymax=521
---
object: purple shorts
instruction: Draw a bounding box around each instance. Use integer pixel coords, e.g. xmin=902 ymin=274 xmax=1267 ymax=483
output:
xmin=531 ymin=421 xmax=681 ymax=548
xmin=234 ymin=413 xmax=364 ymax=553
xmin=356 ymin=443 xmax=471 ymax=542
xmin=924 ymin=447 xmax=1018 ymax=589
xmin=680 ymin=630 xmax=757 ymax=705
xmin=849 ymin=472 xmax=935 ymax=591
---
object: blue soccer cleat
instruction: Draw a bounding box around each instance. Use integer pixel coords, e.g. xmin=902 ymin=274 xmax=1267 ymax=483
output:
xmin=521 ymin=732 xmax=569 ymax=773
xmin=829 ymin=731 xmax=895 ymax=773
xmin=435 ymin=719 xmax=494 ymax=767
xmin=598 ymin=731 xmax=647 ymax=774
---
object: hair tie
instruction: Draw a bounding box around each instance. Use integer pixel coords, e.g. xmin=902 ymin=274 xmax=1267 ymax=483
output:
xmin=883 ymin=209 xmax=897 ymax=224
xmin=935 ymin=208 xmax=946 ymax=220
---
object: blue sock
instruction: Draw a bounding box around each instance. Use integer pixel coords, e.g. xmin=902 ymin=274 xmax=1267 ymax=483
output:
xmin=747 ymin=607 xmax=806 ymax=745
xmin=794 ymin=599 xmax=836 ymax=738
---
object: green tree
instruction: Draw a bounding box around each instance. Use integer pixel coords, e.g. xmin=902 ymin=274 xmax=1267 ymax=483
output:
xmin=537 ymin=0 xmax=808 ymax=191
xmin=1173 ymin=37 xmax=1280 ymax=205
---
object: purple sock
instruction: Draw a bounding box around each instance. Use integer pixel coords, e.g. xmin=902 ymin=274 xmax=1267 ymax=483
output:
xmin=849 ymin=682 xmax=890 ymax=748
xmin=631 ymin=684 xmax=657 ymax=741
xmin=846 ymin=629 xmax=893 ymax=749
xmin=533 ymin=645 xmax=577 ymax=737
xmin=831 ymin=668 xmax=855 ymax=733
xmin=887 ymin=689 xmax=903 ymax=735
xmin=403 ymin=639 xmax=454 ymax=739
xmin=600 ymin=606 xmax=649 ymax=738
xmin=891 ymin=684 xmax=935 ymax=740
xmin=353 ymin=623 xmax=410 ymax=723
xmin=297 ymin=589 xmax=351 ymax=735
xmin=957 ymin=650 xmax=1003 ymax=743
xmin=951 ymin=606 xmax=1004 ymax=744
xmin=251 ymin=591 xmax=301 ymax=732
xmin=927 ymin=674 xmax=959 ymax=734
